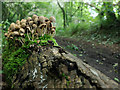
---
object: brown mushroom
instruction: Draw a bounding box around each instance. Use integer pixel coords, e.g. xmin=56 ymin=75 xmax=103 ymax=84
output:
xmin=4 ymin=33 xmax=8 ymax=37
xmin=19 ymin=33 xmax=24 ymax=37
xmin=38 ymin=24 xmax=47 ymax=36
xmin=44 ymin=17 xmax=49 ymax=22
xmin=15 ymin=24 xmax=20 ymax=30
xmin=39 ymin=16 xmax=45 ymax=24
xmin=32 ymin=24 xmax=37 ymax=29
xmin=20 ymin=19 xmax=26 ymax=24
xmin=50 ymin=28 xmax=56 ymax=37
xmin=49 ymin=16 xmax=56 ymax=23
xmin=16 ymin=20 xmax=20 ymax=25
xmin=21 ymin=23 xmax=26 ymax=28
xmin=11 ymin=31 xmax=19 ymax=36
xmin=10 ymin=23 xmax=16 ymax=31
xmin=46 ymin=21 xmax=52 ymax=31
xmin=27 ymin=17 xmax=32 ymax=22
xmin=34 ymin=17 xmax=39 ymax=24
xmin=29 ymin=21 xmax=33 ymax=26
xmin=32 ymin=14 xmax=38 ymax=20
xmin=26 ymin=26 xmax=31 ymax=41
xmin=19 ymin=28 xmax=25 ymax=34
xmin=9 ymin=37 xmax=13 ymax=39
xmin=26 ymin=26 xmax=31 ymax=32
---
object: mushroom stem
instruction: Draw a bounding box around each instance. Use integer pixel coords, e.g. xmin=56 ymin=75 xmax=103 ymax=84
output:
xmin=32 ymin=34 xmax=34 ymax=41
xmin=19 ymin=39 xmax=24 ymax=45
xmin=27 ymin=30 xmax=31 ymax=41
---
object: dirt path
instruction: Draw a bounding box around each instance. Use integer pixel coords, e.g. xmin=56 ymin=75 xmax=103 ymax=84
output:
xmin=55 ymin=36 xmax=120 ymax=84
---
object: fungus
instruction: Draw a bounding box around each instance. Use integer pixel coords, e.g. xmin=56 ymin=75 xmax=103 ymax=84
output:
xmin=32 ymin=14 xmax=38 ymax=20
xmin=27 ymin=17 xmax=32 ymax=22
xmin=39 ymin=16 xmax=45 ymax=24
xmin=20 ymin=19 xmax=26 ymax=24
xmin=10 ymin=23 xmax=16 ymax=31
xmin=16 ymin=20 xmax=20 ymax=25
xmin=49 ymin=16 xmax=56 ymax=23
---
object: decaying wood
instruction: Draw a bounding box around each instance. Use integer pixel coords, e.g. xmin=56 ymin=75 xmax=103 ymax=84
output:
xmin=12 ymin=46 xmax=119 ymax=89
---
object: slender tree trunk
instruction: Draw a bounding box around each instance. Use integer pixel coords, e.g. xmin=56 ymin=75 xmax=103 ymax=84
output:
xmin=104 ymin=2 xmax=117 ymax=22
xmin=57 ymin=1 xmax=66 ymax=28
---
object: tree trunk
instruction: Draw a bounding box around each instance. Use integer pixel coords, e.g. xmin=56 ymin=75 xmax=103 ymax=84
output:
xmin=11 ymin=46 xmax=118 ymax=89
xmin=57 ymin=1 xmax=66 ymax=28
xmin=104 ymin=2 xmax=117 ymax=22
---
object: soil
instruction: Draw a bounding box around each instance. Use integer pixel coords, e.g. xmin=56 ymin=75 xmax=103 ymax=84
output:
xmin=55 ymin=36 xmax=120 ymax=84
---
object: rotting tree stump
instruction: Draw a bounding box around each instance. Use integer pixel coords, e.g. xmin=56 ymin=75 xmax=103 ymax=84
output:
xmin=11 ymin=46 xmax=119 ymax=89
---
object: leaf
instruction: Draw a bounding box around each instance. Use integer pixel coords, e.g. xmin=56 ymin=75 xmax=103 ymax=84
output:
xmin=114 ymin=78 xmax=120 ymax=82
xmin=79 ymin=54 xmax=83 ymax=56
xmin=0 ymin=70 xmax=3 ymax=74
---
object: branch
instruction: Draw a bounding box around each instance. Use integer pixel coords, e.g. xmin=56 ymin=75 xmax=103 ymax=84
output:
xmin=57 ymin=1 xmax=64 ymax=13
xmin=57 ymin=1 xmax=66 ymax=28
xmin=84 ymin=3 xmax=100 ymax=11
xmin=113 ymin=1 xmax=120 ymax=6
xmin=71 ymin=6 xmax=80 ymax=17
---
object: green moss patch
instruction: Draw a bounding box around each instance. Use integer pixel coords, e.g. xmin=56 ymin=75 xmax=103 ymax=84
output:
xmin=2 ymin=34 xmax=58 ymax=86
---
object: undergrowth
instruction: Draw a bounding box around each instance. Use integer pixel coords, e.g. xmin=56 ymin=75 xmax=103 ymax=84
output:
xmin=57 ymin=20 xmax=120 ymax=45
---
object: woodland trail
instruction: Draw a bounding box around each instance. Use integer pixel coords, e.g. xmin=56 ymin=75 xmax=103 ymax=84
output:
xmin=55 ymin=36 xmax=120 ymax=84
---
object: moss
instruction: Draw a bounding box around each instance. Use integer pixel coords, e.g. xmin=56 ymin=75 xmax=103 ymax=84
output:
xmin=2 ymin=40 xmax=29 ymax=85
xmin=2 ymin=34 xmax=58 ymax=86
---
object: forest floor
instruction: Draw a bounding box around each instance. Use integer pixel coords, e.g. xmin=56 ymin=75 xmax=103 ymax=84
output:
xmin=55 ymin=36 xmax=120 ymax=84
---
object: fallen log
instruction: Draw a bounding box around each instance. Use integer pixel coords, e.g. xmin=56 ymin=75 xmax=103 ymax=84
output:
xmin=11 ymin=46 xmax=119 ymax=89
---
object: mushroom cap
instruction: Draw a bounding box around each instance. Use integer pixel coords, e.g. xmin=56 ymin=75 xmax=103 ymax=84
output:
xmin=33 ymin=24 xmax=37 ymax=28
xmin=9 ymin=37 xmax=13 ymax=39
xmin=49 ymin=16 xmax=56 ymax=22
xmin=51 ymin=26 xmax=56 ymax=30
xmin=21 ymin=19 xmax=26 ymax=24
xmin=44 ymin=17 xmax=49 ymax=22
xmin=46 ymin=21 xmax=52 ymax=30
xmin=51 ymin=29 xmax=55 ymax=32
xmin=29 ymin=21 xmax=33 ymax=26
xmin=10 ymin=23 xmax=16 ymax=30
xmin=34 ymin=17 xmax=38 ymax=24
xmin=19 ymin=28 xmax=25 ymax=33
xmin=20 ymin=33 xmax=24 ymax=37
xmin=39 ymin=23 xmax=46 ymax=29
xmin=39 ymin=16 xmax=45 ymax=23
xmin=27 ymin=17 xmax=32 ymax=22
xmin=21 ymin=23 xmax=26 ymax=28
xmin=26 ymin=26 xmax=31 ymax=32
xmin=4 ymin=33 xmax=8 ymax=37
xmin=16 ymin=20 xmax=20 ymax=25
xmin=12 ymin=31 xmax=19 ymax=36
xmin=32 ymin=14 xmax=38 ymax=20
xmin=15 ymin=24 xmax=20 ymax=30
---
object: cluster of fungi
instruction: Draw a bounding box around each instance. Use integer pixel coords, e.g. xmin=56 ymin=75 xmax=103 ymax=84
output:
xmin=4 ymin=15 xmax=56 ymax=45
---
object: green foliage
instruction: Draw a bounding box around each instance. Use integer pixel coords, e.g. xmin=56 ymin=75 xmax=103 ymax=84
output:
xmin=2 ymin=32 xmax=58 ymax=86
xmin=2 ymin=40 xmax=29 ymax=84
xmin=114 ymin=78 xmax=120 ymax=83
xmin=66 ymin=44 xmax=78 ymax=51
xmin=61 ymin=73 xmax=71 ymax=87
xmin=38 ymin=35 xmax=58 ymax=46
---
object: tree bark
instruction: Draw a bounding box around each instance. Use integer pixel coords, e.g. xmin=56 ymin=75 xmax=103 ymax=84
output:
xmin=57 ymin=1 xmax=66 ymax=28
xmin=11 ymin=46 xmax=119 ymax=89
